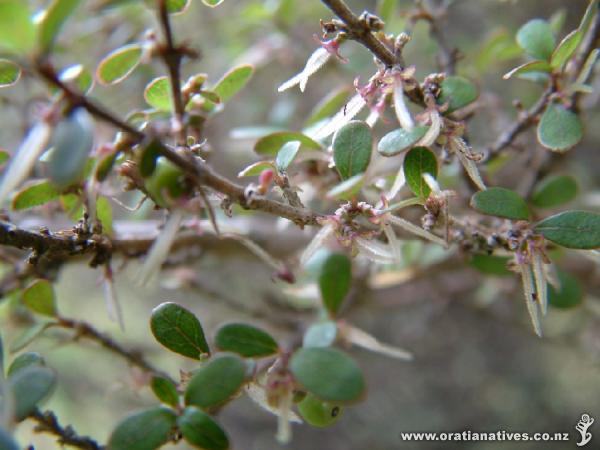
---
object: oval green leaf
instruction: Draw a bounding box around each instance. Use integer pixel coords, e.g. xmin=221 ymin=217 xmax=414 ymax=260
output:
xmin=254 ymin=131 xmax=321 ymax=155
xmin=22 ymin=279 xmax=57 ymax=317
xmin=7 ymin=352 xmax=45 ymax=378
xmin=537 ymin=103 xmax=583 ymax=152
xmin=437 ymin=76 xmax=478 ymax=113
xmin=150 ymin=376 xmax=179 ymax=407
xmin=38 ymin=0 xmax=82 ymax=52
xmin=548 ymin=269 xmax=583 ymax=309
xmin=215 ymin=323 xmax=278 ymax=357
xmin=289 ymin=347 xmax=365 ymax=403
xmin=531 ymin=175 xmax=577 ymax=208
xmin=178 ymin=406 xmax=229 ymax=450
xmin=12 ymin=180 xmax=59 ymax=210
xmin=471 ymin=187 xmax=530 ymax=220
xmin=303 ymin=321 xmax=337 ymax=348
xmin=0 ymin=59 xmax=20 ymax=87
xmin=534 ymin=210 xmax=600 ymax=249
xmin=503 ymin=60 xmax=552 ymax=80
xmin=10 ymin=366 xmax=57 ymax=420
xmin=212 ymin=64 xmax=253 ymax=104
xmin=144 ymin=76 xmax=172 ymax=111
xmin=318 ymin=253 xmax=351 ymax=316
xmin=107 ymin=407 xmax=176 ymax=450
xmin=97 ymin=44 xmax=142 ymax=85
xmin=275 ymin=140 xmax=300 ymax=173
xmin=0 ymin=1 xmax=35 ymax=54
xmin=47 ymin=109 xmax=94 ymax=187
xmin=403 ymin=147 xmax=438 ymax=199
xmin=332 ymin=120 xmax=372 ymax=180
xmin=150 ymin=302 xmax=210 ymax=359
xmin=551 ymin=29 xmax=583 ymax=70
xmin=297 ymin=392 xmax=343 ymax=428
xmin=516 ymin=19 xmax=556 ymax=60
xmin=184 ymin=354 xmax=246 ymax=409
xmin=377 ymin=126 xmax=428 ymax=157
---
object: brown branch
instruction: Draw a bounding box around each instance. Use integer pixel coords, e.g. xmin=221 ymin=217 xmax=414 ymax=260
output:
xmin=484 ymin=87 xmax=554 ymax=159
xmin=321 ymin=0 xmax=396 ymax=67
xmin=56 ymin=316 xmax=171 ymax=380
xmin=28 ymin=409 xmax=103 ymax=450
xmin=157 ymin=0 xmax=186 ymax=143
xmin=320 ymin=0 xmax=425 ymax=106
xmin=33 ymin=63 xmax=322 ymax=228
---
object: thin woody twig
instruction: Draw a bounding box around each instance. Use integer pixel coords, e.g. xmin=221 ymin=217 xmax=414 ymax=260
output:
xmin=28 ymin=409 xmax=103 ymax=450
xmin=56 ymin=316 xmax=171 ymax=380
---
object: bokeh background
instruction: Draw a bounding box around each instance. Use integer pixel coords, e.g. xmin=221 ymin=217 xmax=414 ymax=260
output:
xmin=2 ymin=0 xmax=600 ymax=449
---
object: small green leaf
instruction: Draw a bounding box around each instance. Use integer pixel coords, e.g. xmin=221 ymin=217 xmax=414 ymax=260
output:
xmin=579 ymin=0 xmax=599 ymax=37
xmin=551 ymin=29 xmax=583 ymax=70
xmin=107 ymin=407 xmax=177 ymax=450
xmin=305 ymin=86 xmax=351 ymax=126
xmin=166 ymin=0 xmax=191 ymax=13
xmin=178 ymin=406 xmax=229 ymax=450
xmin=471 ymin=187 xmax=530 ymax=220
xmin=184 ymin=354 xmax=246 ymax=409
xmin=437 ymin=76 xmax=478 ymax=113
xmin=38 ymin=0 xmax=82 ymax=52
xmin=254 ymin=131 xmax=321 ymax=155
xmin=0 ymin=59 xmax=21 ymax=87
xmin=0 ymin=426 xmax=19 ymax=450
xmin=531 ymin=175 xmax=577 ymax=208
xmin=199 ymin=89 xmax=221 ymax=104
xmin=47 ymin=109 xmax=94 ymax=188
xmin=534 ymin=210 xmax=600 ymax=249
xmin=12 ymin=180 xmax=59 ymax=210
xmin=202 ymin=0 xmax=225 ymax=7
xmin=7 ymin=352 xmax=45 ymax=377
xmin=303 ymin=321 xmax=337 ymax=348
xmin=144 ymin=77 xmax=172 ymax=111
xmin=275 ymin=141 xmax=300 ymax=173
xmin=470 ymin=254 xmax=511 ymax=276
xmin=332 ymin=120 xmax=372 ymax=180
xmin=537 ymin=103 xmax=583 ymax=152
xmin=212 ymin=64 xmax=253 ymax=103
xmin=96 ymin=152 xmax=117 ymax=182
xmin=403 ymin=147 xmax=438 ymax=199
xmin=150 ymin=376 xmax=179 ymax=407
xmin=548 ymin=269 xmax=583 ymax=309
xmin=503 ymin=60 xmax=552 ymax=80
xmin=10 ymin=366 xmax=57 ymax=420
xmin=150 ymin=302 xmax=210 ymax=359
xmin=516 ymin=19 xmax=556 ymax=60
xmin=22 ymin=280 xmax=57 ymax=317
xmin=139 ymin=139 xmax=165 ymax=177
xmin=289 ymin=347 xmax=365 ymax=403
xmin=215 ymin=323 xmax=278 ymax=358
xmin=377 ymin=126 xmax=428 ymax=157
xmin=318 ymin=253 xmax=351 ymax=316
xmin=96 ymin=44 xmax=142 ymax=85
xmin=297 ymin=392 xmax=343 ymax=428
xmin=326 ymin=174 xmax=364 ymax=199
xmin=237 ymin=161 xmax=275 ymax=178
xmin=0 ymin=1 xmax=35 ymax=54
xmin=10 ymin=322 xmax=54 ymax=353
